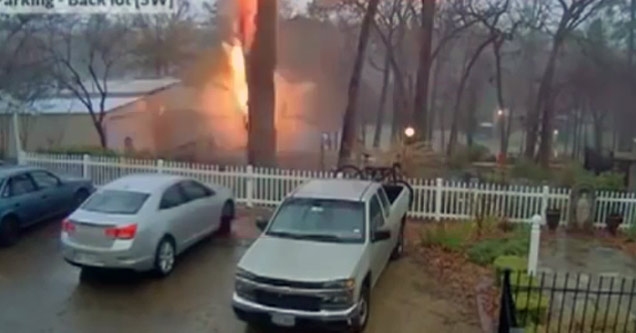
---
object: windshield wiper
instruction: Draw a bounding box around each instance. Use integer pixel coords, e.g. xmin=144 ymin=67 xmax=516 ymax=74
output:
xmin=267 ymin=231 xmax=349 ymax=242
xmin=293 ymin=233 xmax=349 ymax=242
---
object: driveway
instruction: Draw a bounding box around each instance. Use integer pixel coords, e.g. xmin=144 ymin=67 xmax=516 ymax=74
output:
xmin=0 ymin=208 xmax=480 ymax=333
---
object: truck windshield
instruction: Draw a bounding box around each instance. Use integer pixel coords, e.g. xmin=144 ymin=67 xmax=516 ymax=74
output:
xmin=266 ymin=198 xmax=365 ymax=243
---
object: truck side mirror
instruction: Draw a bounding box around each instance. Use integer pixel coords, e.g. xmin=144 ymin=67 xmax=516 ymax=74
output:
xmin=256 ymin=218 xmax=268 ymax=231
xmin=373 ymin=229 xmax=391 ymax=242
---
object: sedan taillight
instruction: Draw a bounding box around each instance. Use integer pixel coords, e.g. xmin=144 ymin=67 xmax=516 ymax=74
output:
xmin=104 ymin=224 xmax=137 ymax=240
xmin=62 ymin=219 xmax=75 ymax=233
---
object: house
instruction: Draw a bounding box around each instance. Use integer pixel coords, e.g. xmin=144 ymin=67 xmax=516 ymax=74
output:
xmin=0 ymin=78 xmax=180 ymax=158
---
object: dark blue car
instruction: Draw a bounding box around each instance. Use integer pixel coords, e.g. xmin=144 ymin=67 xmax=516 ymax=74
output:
xmin=0 ymin=166 xmax=94 ymax=246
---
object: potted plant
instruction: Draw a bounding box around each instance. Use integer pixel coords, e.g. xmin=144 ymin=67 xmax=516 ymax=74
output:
xmin=546 ymin=207 xmax=561 ymax=231
xmin=606 ymin=206 xmax=623 ymax=236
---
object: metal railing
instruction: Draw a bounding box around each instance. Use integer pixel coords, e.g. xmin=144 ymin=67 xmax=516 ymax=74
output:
xmin=499 ymin=269 xmax=636 ymax=333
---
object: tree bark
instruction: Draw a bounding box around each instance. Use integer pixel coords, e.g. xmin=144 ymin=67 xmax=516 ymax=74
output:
xmin=373 ymin=53 xmax=391 ymax=148
xmin=535 ymin=33 xmax=564 ymax=167
xmin=338 ymin=0 xmax=380 ymax=167
xmin=447 ymin=36 xmax=496 ymax=156
xmin=247 ymin=0 xmax=277 ymax=167
xmin=412 ymin=0 xmax=435 ymax=139
xmin=493 ymin=39 xmax=508 ymax=158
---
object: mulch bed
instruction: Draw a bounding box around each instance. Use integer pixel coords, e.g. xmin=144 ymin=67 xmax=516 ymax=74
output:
xmin=405 ymin=221 xmax=500 ymax=331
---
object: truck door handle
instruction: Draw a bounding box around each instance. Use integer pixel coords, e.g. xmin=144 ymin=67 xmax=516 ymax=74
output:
xmin=14 ymin=203 xmax=20 ymax=208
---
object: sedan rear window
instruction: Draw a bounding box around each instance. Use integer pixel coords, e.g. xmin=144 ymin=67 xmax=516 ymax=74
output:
xmin=82 ymin=190 xmax=150 ymax=215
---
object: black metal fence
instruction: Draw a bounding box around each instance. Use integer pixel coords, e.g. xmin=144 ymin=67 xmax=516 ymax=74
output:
xmin=499 ymin=269 xmax=636 ymax=333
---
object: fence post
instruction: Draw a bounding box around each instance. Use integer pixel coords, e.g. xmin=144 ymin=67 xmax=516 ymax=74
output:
xmin=435 ymin=178 xmax=443 ymax=222
xmin=528 ymin=214 xmax=542 ymax=276
xmin=82 ymin=154 xmax=89 ymax=178
xmin=541 ymin=185 xmax=549 ymax=222
xmin=498 ymin=269 xmax=518 ymax=332
xmin=246 ymin=165 xmax=254 ymax=208
xmin=157 ymin=159 xmax=164 ymax=174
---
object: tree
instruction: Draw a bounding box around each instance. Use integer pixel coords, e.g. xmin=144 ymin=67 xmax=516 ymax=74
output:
xmin=338 ymin=0 xmax=381 ymax=166
xmin=533 ymin=0 xmax=610 ymax=167
xmin=247 ymin=0 xmax=278 ymax=167
xmin=40 ymin=16 xmax=132 ymax=148
xmin=132 ymin=1 xmax=199 ymax=76
xmin=412 ymin=0 xmax=435 ymax=140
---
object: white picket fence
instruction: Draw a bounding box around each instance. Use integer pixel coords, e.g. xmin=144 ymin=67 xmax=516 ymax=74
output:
xmin=21 ymin=152 xmax=636 ymax=228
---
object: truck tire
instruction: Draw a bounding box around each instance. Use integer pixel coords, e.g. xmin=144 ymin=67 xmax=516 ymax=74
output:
xmin=351 ymin=284 xmax=370 ymax=332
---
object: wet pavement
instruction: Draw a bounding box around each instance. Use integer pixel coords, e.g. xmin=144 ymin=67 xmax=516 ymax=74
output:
xmin=0 ymin=209 xmax=480 ymax=333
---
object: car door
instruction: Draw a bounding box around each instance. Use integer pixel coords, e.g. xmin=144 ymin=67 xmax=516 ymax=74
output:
xmin=2 ymin=173 xmax=42 ymax=226
xmin=180 ymin=180 xmax=220 ymax=239
xmin=369 ymin=194 xmax=392 ymax=282
xmin=29 ymin=170 xmax=66 ymax=217
xmin=377 ymin=187 xmax=400 ymax=247
xmin=158 ymin=183 xmax=193 ymax=251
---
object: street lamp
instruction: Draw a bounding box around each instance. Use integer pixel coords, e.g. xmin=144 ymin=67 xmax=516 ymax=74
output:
xmin=497 ymin=109 xmax=504 ymax=117
xmin=404 ymin=126 xmax=415 ymax=139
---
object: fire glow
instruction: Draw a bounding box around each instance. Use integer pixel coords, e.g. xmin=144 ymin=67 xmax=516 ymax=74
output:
xmin=222 ymin=0 xmax=257 ymax=117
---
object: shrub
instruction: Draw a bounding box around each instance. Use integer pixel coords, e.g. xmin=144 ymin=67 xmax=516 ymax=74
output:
xmin=420 ymin=222 xmax=474 ymax=252
xmin=516 ymin=292 xmax=550 ymax=324
xmin=595 ymin=171 xmax=625 ymax=191
xmin=467 ymin=228 xmax=529 ymax=266
xmin=626 ymin=220 xmax=636 ymax=242
xmin=38 ymin=146 xmax=119 ymax=157
xmin=511 ymin=160 xmax=551 ymax=184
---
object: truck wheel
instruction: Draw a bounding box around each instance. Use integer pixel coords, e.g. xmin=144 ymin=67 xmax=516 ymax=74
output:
xmin=351 ymin=284 xmax=370 ymax=332
xmin=391 ymin=223 xmax=405 ymax=260
xmin=0 ymin=216 xmax=19 ymax=246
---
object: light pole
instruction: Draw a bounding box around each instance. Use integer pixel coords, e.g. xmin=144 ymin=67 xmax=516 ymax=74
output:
xmin=0 ymin=93 xmax=24 ymax=164
xmin=497 ymin=109 xmax=507 ymax=164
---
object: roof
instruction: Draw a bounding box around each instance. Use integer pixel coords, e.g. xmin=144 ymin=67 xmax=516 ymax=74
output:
xmin=0 ymin=78 xmax=179 ymax=115
xmin=102 ymin=174 xmax=186 ymax=194
xmin=292 ymin=179 xmax=376 ymax=202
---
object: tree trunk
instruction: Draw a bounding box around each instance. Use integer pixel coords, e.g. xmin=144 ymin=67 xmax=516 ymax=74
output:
xmin=247 ymin=0 xmax=277 ymax=167
xmin=428 ymin=57 xmax=443 ymax=142
xmin=447 ymin=37 xmax=495 ymax=156
xmin=373 ymin=53 xmax=391 ymax=148
xmin=630 ymin=0 xmax=635 ymax=66
xmin=535 ymin=33 xmax=565 ymax=167
xmin=465 ymin=86 xmax=478 ymax=148
xmin=338 ymin=0 xmax=380 ymax=167
xmin=95 ymin=121 xmax=107 ymax=148
xmin=412 ymin=0 xmax=435 ymax=139
xmin=493 ymin=39 xmax=508 ymax=158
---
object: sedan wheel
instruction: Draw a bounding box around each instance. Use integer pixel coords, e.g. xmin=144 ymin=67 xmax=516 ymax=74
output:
xmin=0 ymin=217 xmax=19 ymax=246
xmin=154 ymin=238 xmax=176 ymax=277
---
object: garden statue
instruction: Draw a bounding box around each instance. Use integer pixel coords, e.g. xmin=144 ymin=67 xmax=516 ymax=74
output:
xmin=568 ymin=186 xmax=596 ymax=230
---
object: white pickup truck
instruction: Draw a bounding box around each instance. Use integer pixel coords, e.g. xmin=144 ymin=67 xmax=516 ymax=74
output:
xmin=232 ymin=179 xmax=411 ymax=332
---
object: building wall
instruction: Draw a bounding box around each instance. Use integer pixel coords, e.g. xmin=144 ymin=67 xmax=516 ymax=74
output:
xmin=0 ymin=113 xmax=100 ymax=154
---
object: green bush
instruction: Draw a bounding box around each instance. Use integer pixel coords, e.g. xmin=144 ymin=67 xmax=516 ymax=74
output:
xmin=516 ymin=292 xmax=550 ymax=325
xmin=595 ymin=171 xmax=626 ymax=191
xmin=467 ymin=228 xmax=529 ymax=266
xmin=420 ymin=222 xmax=474 ymax=252
xmin=37 ymin=146 xmax=119 ymax=157
xmin=626 ymin=220 xmax=636 ymax=242
xmin=494 ymin=255 xmax=527 ymax=271
xmin=511 ymin=160 xmax=551 ymax=184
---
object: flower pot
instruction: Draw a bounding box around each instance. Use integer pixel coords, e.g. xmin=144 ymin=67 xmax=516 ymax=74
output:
xmin=546 ymin=209 xmax=561 ymax=231
xmin=606 ymin=214 xmax=623 ymax=235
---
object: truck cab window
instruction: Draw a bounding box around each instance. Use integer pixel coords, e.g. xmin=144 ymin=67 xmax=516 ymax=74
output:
xmin=377 ymin=188 xmax=390 ymax=217
xmin=369 ymin=195 xmax=385 ymax=230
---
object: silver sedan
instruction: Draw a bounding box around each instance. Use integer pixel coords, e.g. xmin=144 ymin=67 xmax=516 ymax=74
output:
xmin=61 ymin=174 xmax=235 ymax=276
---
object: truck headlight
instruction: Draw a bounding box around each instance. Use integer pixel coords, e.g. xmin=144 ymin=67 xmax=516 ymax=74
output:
xmin=322 ymin=278 xmax=355 ymax=290
xmin=235 ymin=268 xmax=257 ymax=300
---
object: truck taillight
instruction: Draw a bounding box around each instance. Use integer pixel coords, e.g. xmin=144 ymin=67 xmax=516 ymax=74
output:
xmin=62 ymin=219 xmax=75 ymax=233
xmin=104 ymin=224 xmax=137 ymax=240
